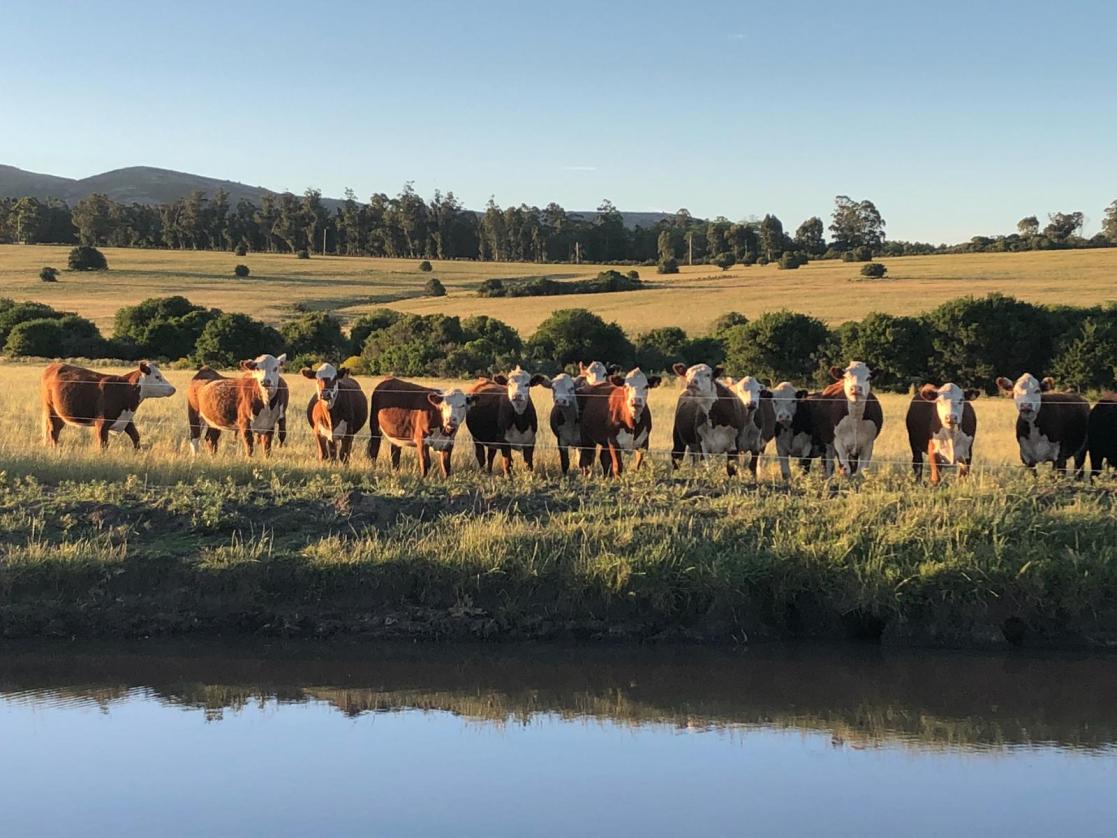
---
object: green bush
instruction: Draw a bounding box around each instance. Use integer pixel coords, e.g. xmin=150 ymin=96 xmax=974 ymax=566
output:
xmin=68 ymin=245 xmax=108 ymax=271
xmin=778 ymin=251 xmax=803 ymax=270
xmin=657 ymin=257 xmax=679 ymax=275
xmin=281 ymin=312 xmax=347 ymax=364
xmin=296 ymin=249 xmax=310 ymax=259
xmin=419 ymin=260 xmax=433 ymax=272
xmin=361 ymin=314 xmax=466 ymax=377
xmin=842 ymin=246 xmax=873 ymax=262
xmin=349 ymin=308 xmax=403 ymax=356
xmin=424 ymin=277 xmax=447 ymax=297
xmin=635 ymin=327 xmax=726 ymax=372
xmin=5 ymin=315 xmax=104 ymax=358
xmin=234 ymin=264 xmax=250 ymax=278
xmin=526 ymin=308 xmax=634 ymax=373
xmin=113 ymin=297 xmax=219 ymax=361
xmin=193 ymin=313 xmax=286 ymax=368
xmin=723 ymin=310 xmax=832 ymax=383
xmin=626 ymin=269 xmax=640 ymax=281
xmin=837 ymin=313 xmax=931 ymax=392
xmin=0 ymin=299 xmax=67 ymax=346
xmin=860 ymin=262 xmax=887 ymax=278
xmin=756 ymin=255 xmax=769 ymax=266
xmin=1050 ymin=307 xmax=1117 ymax=391
xmin=39 ymin=267 xmax=59 ymax=283
xmin=713 ymin=252 xmax=736 ymax=271
xmin=711 ymin=311 xmax=748 ymax=338
xmin=234 ymin=244 xmax=248 ymax=257
xmin=477 ymin=270 xmax=643 ymax=298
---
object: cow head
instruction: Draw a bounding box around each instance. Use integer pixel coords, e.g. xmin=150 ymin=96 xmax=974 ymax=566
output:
xmin=830 ymin=361 xmax=872 ymax=401
xmin=919 ymin=382 xmax=979 ymax=429
xmin=136 ymin=361 xmax=175 ymax=399
xmin=426 ymin=388 xmax=475 ymax=434
xmin=728 ymin=375 xmax=770 ymax=414
xmin=549 ymin=373 xmax=578 ymax=410
xmin=492 ymin=366 xmax=549 ymax=415
xmin=241 ymin=353 xmax=287 ymax=401
xmin=609 ymin=367 xmax=661 ymax=421
xmin=579 ymin=361 xmax=609 ymax=385
xmin=301 ymin=363 xmax=349 ymax=407
xmin=672 ymin=362 xmax=723 ymax=398
xmin=996 ymin=373 xmax=1051 ymax=421
xmin=770 ymin=381 xmax=808 ymax=428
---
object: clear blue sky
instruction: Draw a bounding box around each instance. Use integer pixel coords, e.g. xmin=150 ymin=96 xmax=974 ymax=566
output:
xmin=3 ymin=0 xmax=1115 ymax=242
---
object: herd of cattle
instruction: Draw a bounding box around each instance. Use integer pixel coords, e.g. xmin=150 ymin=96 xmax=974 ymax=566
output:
xmin=39 ymin=356 xmax=1117 ymax=482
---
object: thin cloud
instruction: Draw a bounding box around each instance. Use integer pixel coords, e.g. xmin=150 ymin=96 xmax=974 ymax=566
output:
xmin=562 ymin=165 xmax=598 ymax=172
xmin=727 ymin=33 xmax=745 ymax=40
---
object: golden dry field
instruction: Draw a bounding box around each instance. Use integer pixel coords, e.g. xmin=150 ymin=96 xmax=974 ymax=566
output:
xmin=1 ymin=244 xmax=1115 ymax=336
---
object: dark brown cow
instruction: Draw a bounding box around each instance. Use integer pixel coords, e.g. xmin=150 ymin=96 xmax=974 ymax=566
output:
xmin=367 ymin=377 xmax=476 ymax=477
xmin=547 ymin=373 xmax=582 ymax=475
xmin=465 ymin=366 xmax=550 ymax=475
xmin=255 ymin=376 xmax=289 ymax=452
xmin=811 ymin=362 xmax=884 ymax=477
xmin=187 ymin=353 xmax=287 ymax=456
xmin=578 ymin=368 xmax=661 ymax=477
xmin=670 ymin=362 xmax=744 ymax=475
xmin=41 ymin=361 xmax=176 ymax=449
xmin=905 ymin=383 xmax=980 ymax=484
xmin=996 ymin=373 xmax=1089 ymax=476
xmin=301 ymin=363 xmax=368 ymax=462
xmin=1088 ymin=393 xmax=1117 ymax=477
xmin=769 ymin=382 xmax=823 ymax=478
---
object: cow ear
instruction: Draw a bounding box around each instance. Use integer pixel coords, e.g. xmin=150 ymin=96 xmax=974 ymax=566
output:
xmin=760 ymin=389 xmax=773 ymax=399
xmin=426 ymin=392 xmax=443 ymax=407
xmin=336 ymin=367 xmax=350 ymax=379
xmin=829 ymin=366 xmax=843 ymax=381
xmin=964 ymin=388 xmax=981 ymax=401
xmin=795 ymin=389 xmax=808 ymax=400
xmin=672 ymin=362 xmax=687 ymax=376
xmin=492 ymin=374 xmax=508 ymax=386
xmin=868 ymin=368 xmax=877 ymax=380
xmin=579 ymin=362 xmax=589 ymax=373
xmin=918 ymin=383 xmax=939 ymax=401
xmin=609 ymin=375 xmax=625 ymax=386
xmin=529 ymin=374 xmax=551 ymax=388
xmin=138 ymin=361 xmax=151 ymax=375
xmin=1040 ymin=376 xmax=1055 ymax=392
xmin=300 ymin=368 xmax=316 ymax=379
xmin=713 ymin=366 xmax=725 ymax=379
xmin=995 ymin=377 xmax=1014 ymax=394
xmin=465 ymin=395 xmax=477 ymax=406
xmin=646 ymin=376 xmax=662 ymax=388
xmin=276 ymin=354 xmax=287 ymax=368
xmin=240 ymin=360 xmax=257 ymax=371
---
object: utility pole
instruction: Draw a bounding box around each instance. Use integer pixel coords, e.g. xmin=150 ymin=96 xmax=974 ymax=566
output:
xmin=574 ymin=241 xmax=581 ymax=264
xmin=687 ymin=232 xmax=693 ymax=266
xmin=322 ymin=228 xmax=327 ymax=255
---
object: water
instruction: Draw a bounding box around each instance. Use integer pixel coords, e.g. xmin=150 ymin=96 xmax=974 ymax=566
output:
xmin=0 ymin=642 xmax=1115 ymax=837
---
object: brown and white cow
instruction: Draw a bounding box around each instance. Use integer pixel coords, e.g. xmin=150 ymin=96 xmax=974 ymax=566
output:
xmin=41 ymin=361 xmax=176 ymax=449
xmin=812 ymin=361 xmax=884 ymax=477
xmin=996 ymin=373 xmax=1089 ymax=476
xmin=723 ymin=375 xmax=776 ymax=479
xmin=579 ymin=368 xmax=661 ymax=477
xmin=905 ymin=383 xmax=980 ymax=484
xmin=548 ymin=373 xmax=582 ymax=474
xmin=769 ymin=382 xmax=821 ymax=479
xmin=578 ymin=361 xmax=610 ymax=386
xmin=670 ymin=362 xmax=745 ymax=476
xmin=301 ymin=363 xmax=368 ymax=462
xmin=1088 ymin=393 xmax=1117 ymax=478
xmin=256 ymin=376 xmax=289 ymax=452
xmin=187 ymin=353 xmax=288 ymax=456
xmin=367 ymin=376 xmax=476 ymax=477
xmin=466 ymin=366 xmax=551 ymax=475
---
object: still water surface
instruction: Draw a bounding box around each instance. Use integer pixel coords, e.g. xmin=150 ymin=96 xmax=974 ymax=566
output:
xmin=0 ymin=641 xmax=1115 ymax=837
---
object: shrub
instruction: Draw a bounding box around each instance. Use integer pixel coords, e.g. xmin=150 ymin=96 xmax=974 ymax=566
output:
xmin=419 ymin=260 xmax=433 ymax=272
xmin=634 ymin=328 xmax=726 ymax=372
xmin=424 ymin=277 xmax=447 ymax=297
xmin=39 ymin=267 xmax=59 ymax=283
xmin=477 ymin=270 xmax=643 ymax=298
xmin=722 ymin=310 xmax=832 ymax=383
xmin=5 ymin=315 xmax=105 ymax=358
xmin=713 ymin=252 xmax=736 ymax=271
xmin=1050 ymin=307 xmax=1117 ymax=391
xmin=360 ymin=314 xmax=466 ymax=376
xmin=296 ymin=249 xmax=310 ymax=259
xmin=349 ymin=308 xmax=403 ymax=356
xmin=68 ymin=245 xmax=108 ymax=271
xmin=477 ymin=278 xmax=507 ymax=298
xmin=626 ymin=270 xmax=640 ymax=281
xmin=526 ymin=308 xmax=634 ymax=373
xmin=837 ymin=313 xmax=932 ymax=392
xmin=657 ymin=257 xmax=679 ymax=275
xmin=756 ymin=255 xmax=769 ymax=266
xmin=777 ymin=252 xmax=802 ymax=270
xmin=234 ymin=264 xmax=250 ymax=278
xmin=711 ymin=312 xmax=748 ymax=338
xmin=462 ymin=315 xmax=523 ymax=358
xmin=281 ymin=312 xmax=347 ymax=363
xmin=0 ymin=299 xmax=67 ymax=346
xmin=234 ymin=244 xmax=248 ymax=257
xmin=841 ymin=246 xmax=873 ymax=262
xmin=113 ymin=297 xmax=219 ymax=361
xmin=740 ymin=254 xmax=756 ymax=266
xmin=860 ymin=262 xmax=887 ymax=279
xmin=193 ymin=313 xmax=286 ymax=368
xmin=340 ymin=354 xmax=370 ymax=375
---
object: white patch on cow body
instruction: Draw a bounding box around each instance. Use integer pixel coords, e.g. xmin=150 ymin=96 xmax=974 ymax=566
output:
xmin=1019 ymin=421 xmax=1060 ymax=465
xmin=698 ymin=422 xmax=737 ymax=455
xmin=833 ymin=405 xmax=878 ymax=472
xmin=321 ymin=419 xmax=348 ymax=442
xmin=383 ymin=433 xmax=416 ymax=449
xmin=930 ymin=426 xmax=973 ymax=466
xmin=250 ymin=403 xmax=282 ymax=434
xmin=614 ymin=426 xmax=649 ymax=452
xmin=505 ymin=425 xmax=535 ymax=449
xmin=109 ymin=410 xmax=135 ymax=433
xmin=424 ymin=428 xmax=457 ymax=451
xmin=199 ymin=408 xmax=236 ymax=432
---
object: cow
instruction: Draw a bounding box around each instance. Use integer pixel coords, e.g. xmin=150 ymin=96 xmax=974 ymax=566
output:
xmin=548 ymin=373 xmax=582 ymax=475
xmin=367 ymin=376 xmax=476 ymax=477
xmin=301 ymin=363 xmax=368 ymax=462
xmin=1088 ymin=393 xmax=1117 ymax=477
xmin=721 ymin=376 xmax=776 ymax=478
xmin=187 ymin=353 xmax=288 ymax=456
xmin=905 ymin=383 xmax=980 ymax=484
xmin=670 ymin=362 xmax=748 ymax=476
xmin=996 ymin=374 xmax=1089 ymax=476
xmin=769 ymin=382 xmax=821 ymax=479
xmin=256 ymin=376 xmax=289 ymax=452
xmin=578 ymin=367 xmax=661 ymax=477
xmin=812 ymin=361 xmax=884 ymax=477
xmin=41 ymin=361 xmax=176 ymax=449
xmin=579 ymin=361 xmax=610 ymax=385
xmin=465 ymin=366 xmax=551 ymax=475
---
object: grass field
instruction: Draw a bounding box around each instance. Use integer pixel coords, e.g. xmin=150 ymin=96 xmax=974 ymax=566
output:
xmin=2 ymin=244 xmax=1116 ymax=336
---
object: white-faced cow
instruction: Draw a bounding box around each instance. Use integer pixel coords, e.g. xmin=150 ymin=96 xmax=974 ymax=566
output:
xmin=578 ymin=361 xmax=610 ymax=386
xmin=723 ymin=375 xmax=776 ymax=479
xmin=465 ymin=366 xmax=551 ymax=475
xmin=301 ymin=363 xmax=368 ymax=462
xmin=579 ymin=368 xmax=661 ymax=477
xmin=671 ymin=362 xmax=736 ymax=473
xmin=769 ymin=382 xmax=821 ymax=479
xmin=1088 ymin=393 xmax=1117 ymax=478
xmin=905 ymin=383 xmax=980 ymax=484
xmin=187 ymin=353 xmax=288 ymax=456
xmin=996 ymin=374 xmax=1089 ymax=476
xmin=812 ymin=362 xmax=884 ymax=477
xmin=367 ymin=377 xmax=476 ymax=477
xmin=548 ymin=373 xmax=582 ymax=474
xmin=41 ymin=361 xmax=176 ymax=449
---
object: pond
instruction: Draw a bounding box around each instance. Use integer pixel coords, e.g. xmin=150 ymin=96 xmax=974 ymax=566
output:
xmin=1 ymin=641 xmax=1115 ymax=837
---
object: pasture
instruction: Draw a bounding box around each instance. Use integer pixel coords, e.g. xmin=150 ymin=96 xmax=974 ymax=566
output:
xmin=2 ymin=244 xmax=1116 ymax=336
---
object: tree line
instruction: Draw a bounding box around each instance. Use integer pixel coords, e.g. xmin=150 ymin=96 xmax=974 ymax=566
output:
xmin=3 ymin=293 xmax=1114 ymax=394
xmin=3 ymin=187 xmax=1115 ymax=263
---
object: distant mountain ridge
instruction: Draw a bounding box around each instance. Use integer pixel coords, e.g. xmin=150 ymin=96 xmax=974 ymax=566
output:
xmin=0 ymin=164 xmax=676 ymax=228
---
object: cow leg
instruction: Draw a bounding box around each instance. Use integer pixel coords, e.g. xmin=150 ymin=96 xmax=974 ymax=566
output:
xmin=417 ymin=444 xmax=432 ymax=477
xmin=95 ymin=419 xmax=111 ymax=450
xmin=579 ymin=445 xmax=595 ymax=476
xmin=632 ymin=448 xmax=645 ymax=471
xmin=439 ymin=448 xmax=453 ymax=478
xmin=606 ymin=441 xmax=624 ymax=478
xmin=315 ymin=434 xmax=330 ymax=461
xmin=523 ymin=445 xmax=535 ymax=472
xmin=260 ymin=431 xmax=273 ymax=457
xmin=486 ymin=447 xmax=499 ymax=474
xmin=473 ymin=442 xmax=486 ymax=469
xmin=558 ymin=446 xmax=570 ymax=475
xmin=927 ymin=441 xmax=940 ymax=486
xmin=747 ymin=450 xmax=760 ymax=480
xmin=598 ymin=447 xmax=611 ymax=477
xmin=44 ymin=411 xmax=64 ymax=447
xmin=368 ymin=432 xmax=381 ymax=462
xmin=389 ymin=445 xmax=402 ymax=470
xmin=671 ymin=429 xmax=686 ymax=470
xmin=123 ymin=421 xmax=141 ymax=450
xmin=203 ymin=428 xmax=220 ymax=454
xmin=911 ymin=445 xmax=924 ymax=482
xmin=1054 ymin=456 xmax=1068 ymax=476
xmin=500 ymin=444 xmax=513 ymax=477
xmin=277 ymin=415 xmax=287 ymax=447
xmin=338 ymin=436 xmax=353 ymax=463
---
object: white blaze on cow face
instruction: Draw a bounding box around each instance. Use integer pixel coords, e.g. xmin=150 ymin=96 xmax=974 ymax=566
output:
xmin=834 ymin=361 xmax=871 ymax=401
xmin=770 ymin=382 xmax=804 ymax=427
xmin=428 ymin=388 xmax=474 ymax=434
xmin=580 ymin=361 xmax=609 ymax=385
xmin=550 ymin=373 xmax=577 ymax=409
xmin=620 ymin=368 xmax=661 ymax=420
xmin=730 ymin=375 xmax=764 ymax=413
xmin=137 ymin=361 xmax=175 ymax=399
xmin=998 ymin=373 xmax=1043 ymax=421
xmin=315 ymin=363 xmax=342 ymax=406
xmin=927 ymin=382 xmax=966 ymax=429
xmin=682 ymin=364 xmax=716 ymax=397
xmin=242 ymin=353 xmax=286 ymax=401
xmin=504 ymin=366 xmax=532 ymax=415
